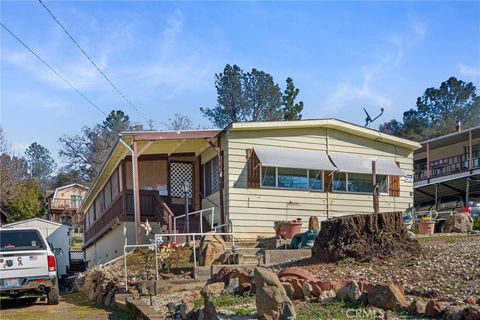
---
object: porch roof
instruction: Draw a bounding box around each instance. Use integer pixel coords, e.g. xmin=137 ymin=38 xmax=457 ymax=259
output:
xmin=79 ymin=129 xmax=221 ymax=213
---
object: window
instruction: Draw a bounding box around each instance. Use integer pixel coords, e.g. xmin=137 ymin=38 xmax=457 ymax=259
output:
xmin=278 ymin=168 xmax=308 ymax=189
xmin=202 ymin=157 xmax=219 ymax=197
xmin=333 ymin=173 xmax=388 ymax=194
xmin=261 ymin=166 xmax=323 ymax=191
xmin=0 ymin=230 xmax=46 ymax=251
xmin=261 ymin=166 xmax=276 ymax=187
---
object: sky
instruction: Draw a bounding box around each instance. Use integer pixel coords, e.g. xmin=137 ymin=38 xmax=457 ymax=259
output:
xmin=1 ymin=1 xmax=479 ymax=166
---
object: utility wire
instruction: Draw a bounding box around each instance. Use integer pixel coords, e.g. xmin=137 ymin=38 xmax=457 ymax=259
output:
xmin=1 ymin=22 xmax=107 ymax=116
xmin=37 ymin=0 xmax=149 ymax=124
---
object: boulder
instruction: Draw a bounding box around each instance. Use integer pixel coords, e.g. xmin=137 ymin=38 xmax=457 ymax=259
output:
xmin=446 ymin=213 xmax=473 ymax=233
xmin=202 ymin=282 xmax=224 ymax=297
xmin=281 ymin=282 xmax=294 ymax=298
xmin=202 ymin=289 xmax=220 ymax=320
xmin=254 ymin=267 xmax=296 ymax=320
xmin=425 ymin=300 xmax=446 ymax=318
xmin=367 ymin=284 xmax=408 ymax=311
xmin=337 ymin=281 xmax=362 ymax=303
xmin=216 ymin=267 xmax=233 ymax=284
xmin=308 ymin=216 xmax=320 ymax=231
xmin=179 ymin=299 xmax=195 ymax=319
xmin=200 ymin=235 xmax=226 ymax=266
xmin=239 ymin=282 xmax=251 ymax=295
xmin=289 ymin=279 xmax=304 ymax=299
xmin=407 ymin=299 xmax=427 ymax=315
xmin=443 ymin=305 xmax=467 ymax=320
xmin=225 ymin=277 xmax=240 ymax=295
xmin=229 ymin=269 xmax=252 ymax=284
xmin=312 ymin=212 xmax=420 ymax=262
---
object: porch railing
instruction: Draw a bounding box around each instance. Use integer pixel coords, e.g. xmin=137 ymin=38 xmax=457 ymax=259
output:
xmin=414 ymin=149 xmax=480 ymax=181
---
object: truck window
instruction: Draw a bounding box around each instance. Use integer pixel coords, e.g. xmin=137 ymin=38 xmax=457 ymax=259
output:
xmin=0 ymin=230 xmax=46 ymax=251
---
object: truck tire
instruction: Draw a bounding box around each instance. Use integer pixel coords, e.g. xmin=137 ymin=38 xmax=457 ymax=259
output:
xmin=437 ymin=221 xmax=447 ymax=233
xmin=47 ymin=282 xmax=60 ymax=305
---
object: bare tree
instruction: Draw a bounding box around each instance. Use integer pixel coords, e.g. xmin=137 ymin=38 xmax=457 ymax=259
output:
xmin=0 ymin=129 xmax=29 ymax=202
xmin=165 ymin=113 xmax=193 ymax=131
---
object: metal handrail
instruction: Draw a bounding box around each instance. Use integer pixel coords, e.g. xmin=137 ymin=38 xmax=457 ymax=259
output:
xmin=173 ymin=207 xmax=215 ymax=242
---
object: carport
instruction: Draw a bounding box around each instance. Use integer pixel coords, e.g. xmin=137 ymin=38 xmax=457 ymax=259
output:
xmin=414 ymin=173 xmax=480 ymax=206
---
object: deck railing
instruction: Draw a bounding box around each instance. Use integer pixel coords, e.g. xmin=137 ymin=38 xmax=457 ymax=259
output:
xmin=414 ymin=150 xmax=480 ymax=181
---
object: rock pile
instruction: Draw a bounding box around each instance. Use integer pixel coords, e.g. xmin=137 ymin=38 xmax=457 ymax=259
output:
xmin=75 ymin=264 xmax=127 ymax=307
xmin=312 ymin=211 xmax=421 ymax=262
xmin=446 ymin=213 xmax=473 ymax=233
xmin=199 ymin=234 xmax=227 ymax=266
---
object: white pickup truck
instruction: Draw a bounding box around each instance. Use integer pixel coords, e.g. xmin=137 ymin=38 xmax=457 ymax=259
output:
xmin=0 ymin=227 xmax=60 ymax=304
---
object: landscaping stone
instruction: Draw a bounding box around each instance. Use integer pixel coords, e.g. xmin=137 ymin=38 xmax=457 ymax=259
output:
xmin=337 ymin=280 xmax=362 ymax=303
xmin=202 ymin=282 xmax=224 ymax=297
xmin=443 ymin=305 xmax=467 ymax=320
xmin=446 ymin=213 xmax=473 ymax=233
xmin=239 ymin=282 xmax=251 ymax=295
xmin=224 ymin=277 xmax=240 ymax=295
xmin=179 ymin=299 xmax=195 ymax=319
xmin=278 ymin=267 xmax=318 ymax=282
xmin=302 ymin=282 xmax=313 ymax=299
xmin=407 ymin=299 xmax=427 ymax=315
xmin=425 ymin=300 xmax=446 ymax=317
xmin=367 ymin=284 xmax=408 ymax=311
xmin=215 ymin=266 xmax=233 ymax=284
xmin=318 ymin=289 xmax=336 ymax=302
xmin=200 ymin=234 xmax=226 ymax=266
xmin=202 ymin=290 xmax=220 ymax=320
xmin=281 ymin=282 xmax=294 ymax=298
xmin=289 ymin=278 xmax=304 ymax=299
xmin=254 ymin=267 xmax=296 ymax=320
xmin=308 ymin=216 xmax=320 ymax=231
xmin=229 ymin=269 xmax=252 ymax=284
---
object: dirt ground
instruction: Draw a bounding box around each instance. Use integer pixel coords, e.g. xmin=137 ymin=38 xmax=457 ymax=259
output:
xmin=0 ymin=293 xmax=133 ymax=320
xmin=296 ymin=235 xmax=480 ymax=299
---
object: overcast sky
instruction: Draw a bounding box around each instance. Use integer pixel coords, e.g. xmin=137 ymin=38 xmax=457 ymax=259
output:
xmin=1 ymin=1 xmax=479 ymax=164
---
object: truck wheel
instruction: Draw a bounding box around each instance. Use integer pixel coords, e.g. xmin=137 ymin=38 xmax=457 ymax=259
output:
xmin=47 ymin=282 xmax=60 ymax=305
xmin=437 ymin=221 xmax=446 ymax=233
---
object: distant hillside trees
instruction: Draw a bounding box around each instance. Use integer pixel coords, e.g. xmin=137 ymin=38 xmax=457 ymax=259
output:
xmin=200 ymin=64 xmax=304 ymax=128
xmin=379 ymin=77 xmax=480 ymax=141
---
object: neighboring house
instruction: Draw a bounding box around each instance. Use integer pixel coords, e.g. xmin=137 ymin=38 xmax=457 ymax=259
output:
xmin=48 ymin=183 xmax=88 ymax=234
xmin=79 ymin=119 xmax=420 ymax=265
xmin=3 ymin=218 xmax=71 ymax=276
xmin=413 ymin=125 xmax=480 ymax=206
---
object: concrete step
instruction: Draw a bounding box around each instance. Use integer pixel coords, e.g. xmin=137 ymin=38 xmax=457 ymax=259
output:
xmin=225 ymin=247 xmax=264 ymax=255
xmin=224 ymin=241 xmax=260 ymax=248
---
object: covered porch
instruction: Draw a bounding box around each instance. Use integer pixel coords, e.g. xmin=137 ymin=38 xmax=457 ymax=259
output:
xmin=82 ymin=130 xmax=224 ymax=247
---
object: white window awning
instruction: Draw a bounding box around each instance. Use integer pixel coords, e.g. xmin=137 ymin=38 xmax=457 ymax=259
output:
xmin=253 ymin=146 xmax=337 ymax=171
xmin=329 ymin=154 xmax=406 ymax=176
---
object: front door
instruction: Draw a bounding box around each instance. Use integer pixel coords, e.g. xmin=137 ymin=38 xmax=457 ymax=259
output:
xmin=169 ymin=161 xmax=194 ymax=215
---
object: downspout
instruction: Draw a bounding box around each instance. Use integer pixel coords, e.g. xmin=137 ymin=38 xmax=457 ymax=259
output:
xmin=118 ymin=136 xmax=139 ymax=245
xmin=326 ymin=128 xmax=330 ymax=219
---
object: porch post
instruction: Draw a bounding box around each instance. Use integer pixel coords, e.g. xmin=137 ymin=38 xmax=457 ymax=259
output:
xmin=469 ymin=130 xmax=473 ymax=170
xmin=133 ymin=141 xmax=142 ymax=244
xmin=426 ymin=142 xmax=430 ymax=181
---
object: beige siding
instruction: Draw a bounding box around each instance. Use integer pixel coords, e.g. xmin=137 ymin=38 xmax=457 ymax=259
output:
xmin=225 ymin=127 xmax=414 ymax=240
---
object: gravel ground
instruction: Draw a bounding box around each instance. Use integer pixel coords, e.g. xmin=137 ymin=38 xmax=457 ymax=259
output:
xmin=296 ymin=236 xmax=480 ymax=299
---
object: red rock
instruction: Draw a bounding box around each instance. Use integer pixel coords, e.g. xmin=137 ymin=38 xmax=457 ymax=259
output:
xmin=425 ymin=300 xmax=446 ymax=317
xmin=216 ymin=267 xmax=233 ymax=284
xmin=331 ymin=280 xmax=350 ymax=293
xmin=407 ymin=299 xmax=427 ymax=315
xmin=307 ymin=281 xmax=322 ymax=297
xmin=278 ymin=267 xmax=319 ymax=282
xmin=229 ymin=269 xmax=251 ymax=284
xmin=316 ymin=280 xmax=332 ymax=291
xmin=367 ymin=284 xmax=408 ymax=311
xmin=289 ymin=278 xmax=304 ymax=299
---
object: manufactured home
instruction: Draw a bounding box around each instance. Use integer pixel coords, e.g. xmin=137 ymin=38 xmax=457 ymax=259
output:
xmin=79 ymin=119 xmax=420 ymax=265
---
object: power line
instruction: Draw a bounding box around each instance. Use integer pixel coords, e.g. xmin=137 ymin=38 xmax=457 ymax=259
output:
xmin=1 ymin=22 xmax=107 ymax=116
xmin=37 ymin=0 xmax=150 ymax=124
